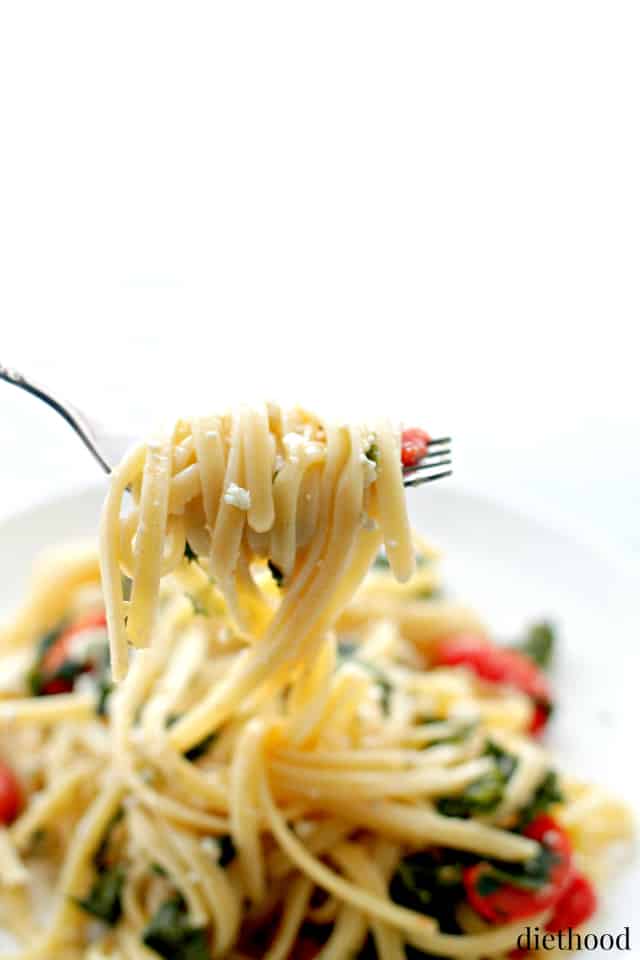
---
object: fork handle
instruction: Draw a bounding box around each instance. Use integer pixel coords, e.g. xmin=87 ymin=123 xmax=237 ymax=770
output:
xmin=0 ymin=363 xmax=112 ymax=474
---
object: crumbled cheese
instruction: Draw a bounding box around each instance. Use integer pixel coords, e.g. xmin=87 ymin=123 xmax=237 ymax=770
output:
xmin=224 ymin=483 xmax=251 ymax=510
xmin=200 ymin=836 xmax=218 ymax=856
xmin=283 ymin=433 xmax=325 ymax=465
xmin=360 ymin=452 xmax=377 ymax=486
xmin=74 ymin=673 xmax=99 ymax=697
xmin=68 ymin=626 xmax=108 ymax=662
xmin=388 ymin=539 xmax=398 ymax=549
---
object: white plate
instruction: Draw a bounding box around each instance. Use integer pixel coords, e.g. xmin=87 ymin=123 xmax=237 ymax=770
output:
xmin=0 ymin=484 xmax=637 ymax=941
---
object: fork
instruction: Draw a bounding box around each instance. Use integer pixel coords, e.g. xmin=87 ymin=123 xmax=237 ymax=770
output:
xmin=0 ymin=364 xmax=452 ymax=487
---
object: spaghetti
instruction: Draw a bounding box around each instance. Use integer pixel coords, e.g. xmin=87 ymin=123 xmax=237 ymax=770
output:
xmin=0 ymin=403 xmax=632 ymax=959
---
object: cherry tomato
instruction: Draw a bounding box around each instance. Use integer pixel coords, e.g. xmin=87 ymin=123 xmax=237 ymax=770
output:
xmin=434 ymin=635 xmax=552 ymax=734
xmin=0 ymin=761 xmax=24 ymax=824
xmin=546 ymin=872 xmax=597 ymax=932
xmin=40 ymin=611 xmax=107 ymax=695
xmin=401 ymin=427 xmax=431 ymax=467
xmin=464 ymin=815 xmax=573 ymax=923
xmin=508 ymin=871 xmax=597 ymax=956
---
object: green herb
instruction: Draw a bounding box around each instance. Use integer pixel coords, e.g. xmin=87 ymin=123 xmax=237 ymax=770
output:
xmin=142 ymin=896 xmax=209 ymax=960
xmin=96 ymin=676 xmax=114 ymax=717
xmin=374 ymin=550 xmax=428 ymax=573
xmin=436 ymin=742 xmax=517 ymax=818
xmin=390 ymin=849 xmax=472 ymax=934
xmin=121 ymin=574 xmax=132 ymax=601
xmin=184 ymin=541 xmax=198 ymax=562
xmin=92 ymin=644 xmax=113 ymax=717
xmin=516 ymin=771 xmax=563 ymax=829
xmin=268 ymin=559 xmax=284 ymax=587
xmin=337 ymin=639 xmax=358 ymax=658
xmin=474 ymin=843 xmax=559 ymax=895
xmin=517 ymin=621 xmax=555 ymax=669
xmin=217 ymin=834 xmax=236 ymax=867
xmin=184 ymin=731 xmax=218 ymax=763
xmin=151 ymin=862 xmax=169 ymax=877
xmin=365 ymin=442 xmax=379 ymax=464
xmin=186 ymin=593 xmax=208 ymax=617
xmin=165 ymin=715 xmax=218 ymax=763
xmin=94 ymin=807 xmax=125 ymax=871
xmin=373 ymin=551 xmax=390 ymax=570
xmin=27 ymin=828 xmax=47 ymax=856
xmin=75 ymin=865 xmax=125 ymax=925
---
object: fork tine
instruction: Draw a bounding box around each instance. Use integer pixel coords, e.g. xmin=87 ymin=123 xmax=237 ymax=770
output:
xmin=426 ymin=436 xmax=451 ymax=446
xmin=403 ymin=468 xmax=452 ymax=488
xmin=407 ymin=457 xmax=452 ymax=476
xmin=413 ymin=446 xmax=451 ymax=463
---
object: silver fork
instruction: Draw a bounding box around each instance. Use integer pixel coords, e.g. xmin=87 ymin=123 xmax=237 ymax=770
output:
xmin=0 ymin=364 xmax=452 ymax=487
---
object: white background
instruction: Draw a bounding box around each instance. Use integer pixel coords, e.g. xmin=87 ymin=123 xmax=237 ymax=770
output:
xmin=0 ymin=1 xmax=638 ymax=564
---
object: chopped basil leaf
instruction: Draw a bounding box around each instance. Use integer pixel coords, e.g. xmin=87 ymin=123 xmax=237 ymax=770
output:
xmin=151 ymin=862 xmax=169 ymax=877
xmin=517 ymin=621 xmax=555 ymax=670
xmin=516 ymin=770 xmax=563 ymax=829
xmin=27 ymin=827 xmax=47 ymax=856
xmin=390 ymin=849 xmax=473 ymax=934
xmin=166 ymin=715 xmax=218 ymax=763
xmin=142 ymin=896 xmax=209 ymax=960
xmin=75 ymin=865 xmax=124 ymax=925
xmin=436 ymin=742 xmax=517 ymax=818
xmin=268 ymin=559 xmax=284 ymax=587
xmin=373 ymin=551 xmax=390 ymax=569
xmin=184 ymin=541 xmax=198 ymax=562
xmin=217 ymin=834 xmax=236 ymax=867
xmin=337 ymin=639 xmax=358 ymax=658
xmin=186 ymin=593 xmax=208 ymax=617
xmin=96 ymin=676 xmax=114 ymax=717
xmin=94 ymin=807 xmax=124 ymax=871
xmin=365 ymin=442 xmax=379 ymax=464
xmin=475 ymin=843 xmax=559 ymax=894
xmin=184 ymin=732 xmax=218 ymax=763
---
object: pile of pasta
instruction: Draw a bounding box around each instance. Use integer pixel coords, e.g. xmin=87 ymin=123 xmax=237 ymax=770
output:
xmin=0 ymin=405 xmax=632 ymax=960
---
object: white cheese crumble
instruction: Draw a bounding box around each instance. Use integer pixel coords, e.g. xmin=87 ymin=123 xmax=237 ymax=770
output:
xmin=283 ymin=433 xmax=325 ymax=465
xmin=67 ymin=627 xmax=108 ymax=662
xmin=224 ymin=483 xmax=251 ymax=510
xmin=360 ymin=452 xmax=377 ymax=486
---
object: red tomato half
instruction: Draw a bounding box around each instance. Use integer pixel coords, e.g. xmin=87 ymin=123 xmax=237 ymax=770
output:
xmin=464 ymin=815 xmax=573 ymax=924
xmin=434 ymin=635 xmax=552 ymax=734
xmin=508 ymin=872 xmax=598 ymax=957
xmin=40 ymin=611 xmax=107 ymax=695
xmin=0 ymin=761 xmax=24 ymax=825
xmin=401 ymin=427 xmax=431 ymax=467
xmin=546 ymin=872 xmax=597 ymax=932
